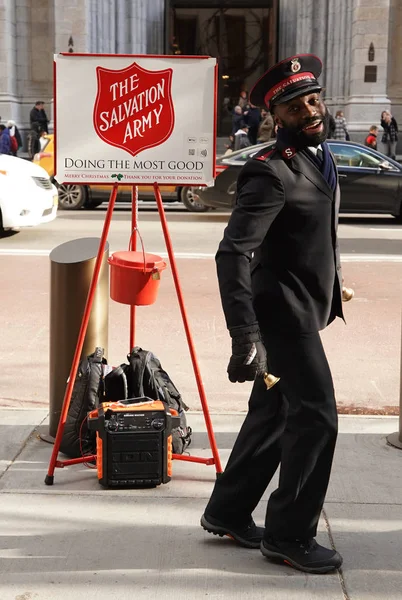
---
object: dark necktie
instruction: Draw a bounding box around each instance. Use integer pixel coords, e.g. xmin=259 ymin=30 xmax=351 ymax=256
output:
xmin=316 ymin=147 xmax=323 ymax=164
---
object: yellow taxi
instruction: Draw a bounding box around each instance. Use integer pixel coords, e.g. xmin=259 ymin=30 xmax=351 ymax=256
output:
xmin=33 ymin=134 xmax=208 ymax=212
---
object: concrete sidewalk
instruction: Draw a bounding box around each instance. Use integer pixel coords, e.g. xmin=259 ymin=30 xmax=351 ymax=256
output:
xmin=0 ymin=410 xmax=401 ymax=600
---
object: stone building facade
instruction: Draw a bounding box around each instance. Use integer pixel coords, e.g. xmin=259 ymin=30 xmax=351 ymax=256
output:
xmin=0 ymin=0 xmax=165 ymax=134
xmin=0 ymin=0 xmax=401 ymax=145
xmin=279 ymin=0 xmax=402 ymax=144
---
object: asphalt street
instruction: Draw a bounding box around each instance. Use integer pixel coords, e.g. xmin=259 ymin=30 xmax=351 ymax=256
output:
xmin=2 ymin=203 xmax=402 ymax=256
xmin=1 ymin=205 xmax=402 ymax=415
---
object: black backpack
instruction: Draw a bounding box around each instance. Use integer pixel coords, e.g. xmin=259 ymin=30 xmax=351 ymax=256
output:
xmin=60 ymin=347 xmax=107 ymax=458
xmin=104 ymin=346 xmax=192 ymax=454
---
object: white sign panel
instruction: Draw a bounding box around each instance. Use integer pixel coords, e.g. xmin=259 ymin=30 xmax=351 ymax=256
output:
xmin=54 ymin=54 xmax=217 ymax=186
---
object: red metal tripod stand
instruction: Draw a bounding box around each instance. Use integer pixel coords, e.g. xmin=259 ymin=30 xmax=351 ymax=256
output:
xmin=45 ymin=182 xmax=222 ymax=484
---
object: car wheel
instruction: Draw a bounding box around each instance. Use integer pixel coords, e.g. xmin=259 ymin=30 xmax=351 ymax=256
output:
xmin=57 ymin=183 xmax=88 ymax=210
xmin=179 ymin=187 xmax=210 ymax=212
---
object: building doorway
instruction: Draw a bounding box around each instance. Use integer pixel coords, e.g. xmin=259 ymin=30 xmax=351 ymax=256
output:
xmin=167 ymin=1 xmax=278 ymax=135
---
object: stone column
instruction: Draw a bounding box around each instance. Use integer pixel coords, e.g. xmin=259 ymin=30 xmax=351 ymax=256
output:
xmin=108 ymin=0 xmax=116 ymax=54
xmin=146 ymin=0 xmax=165 ymax=55
xmin=387 ymin=0 xmax=402 ymax=127
xmin=277 ymin=0 xmax=394 ymax=140
xmin=0 ymin=0 xmax=18 ymax=122
xmin=311 ymin=0 xmax=328 ymax=76
xmin=95 ymin=0 xmax=115 ymax=54
xmin=51 ymin=0 xmax=90 ymax=133
xmin=295 ymin=0 xmax=313 ymax=55
xmin=87 ymin=0 xmax=97 ymax=52
xmin=278 ymin=0 xmax=298 ymax=59
xmin=346 ymin=0 xmax=391 ymax=136
xmin=325 ymin=0 xmax=353 ymax=114
xmin=129 ymin=0 xmax=147 ymax=53
xmin=116 ymin=0 xmax=130 ymax=53
xmin=6 ymin=0 xmax=54 ymax=134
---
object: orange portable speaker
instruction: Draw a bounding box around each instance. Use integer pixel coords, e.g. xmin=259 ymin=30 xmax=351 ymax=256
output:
xmin=87 ymin=397 xmax=180 ymax=488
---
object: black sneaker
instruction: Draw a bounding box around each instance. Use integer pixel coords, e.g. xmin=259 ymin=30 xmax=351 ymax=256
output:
xmin=201 ymin=513 xmax=264 ymax=549
xmin=261 ymin=537 xmax=343 ymax=574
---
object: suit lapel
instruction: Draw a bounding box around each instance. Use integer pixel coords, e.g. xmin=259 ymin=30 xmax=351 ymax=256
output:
xmin=334 ymin=182 xmax=341 ymax=221
xmin=330 ymin=149 xmax=341 ymax=214
xmin=291 ymin=152 xmax=334 ymax=200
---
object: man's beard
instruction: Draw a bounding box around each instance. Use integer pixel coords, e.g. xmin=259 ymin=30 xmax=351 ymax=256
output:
xmin=283 ymin=110 xmax=330 ymax=147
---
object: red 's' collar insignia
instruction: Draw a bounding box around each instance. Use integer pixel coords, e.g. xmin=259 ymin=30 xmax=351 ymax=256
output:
xmin=282 ymin=147 xmax=296 ymax=159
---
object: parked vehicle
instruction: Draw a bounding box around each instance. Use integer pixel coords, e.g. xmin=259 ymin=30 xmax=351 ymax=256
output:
xmin=34 ymin=134 xmax=209 ymax=212
xmin=192 ymin=141 xmax=402 ymax=220
xmin=0 ymin=154 xmax=58 ymax=231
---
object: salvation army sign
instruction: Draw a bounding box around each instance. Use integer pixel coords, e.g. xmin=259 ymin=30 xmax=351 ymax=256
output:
xmin=54 ymin=54 xmax=217 ymax=186
xmin=93 ymin=62 xmax=174 ymax=157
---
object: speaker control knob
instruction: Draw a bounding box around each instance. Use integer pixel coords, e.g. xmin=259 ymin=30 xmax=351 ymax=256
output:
xmin=107 ymin=416 xmax=119 ymax=431
xmin=151 ymin=418 xmax=164 ymax=430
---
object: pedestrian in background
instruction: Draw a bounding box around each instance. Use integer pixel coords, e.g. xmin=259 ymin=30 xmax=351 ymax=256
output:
xmin=380 ymin=110 xmax=398 ymax=159
xmin=333 ymin=110 xmax=349 ymax=140
xmin=244 ymin=103 xmax=261 ymax=145
xmin=29 ymin=101 xmax=49 ymax=134
xmin=6 ymin=120 xmax=23 ymax=156
xmin=0 ymin=124 xmax=12 ymax=154
xmin=223 ymin=136 xmax=235 ymax=155
xmin=257 ymin=108 xmax=274 ymax=143
xmin=233 ymin=124 xmax=251 ymax=151
xmin=231 ymin=105 xmax=246 ymax=136
xmin=364 ymin=125 xmax=378 ymax=150
xmin=201 ymin=53 xmax=344 ymax=575
xmin=39 ymin=130 xmax=48 ymax=151
xmin=27 ymin=122 xmax=43 ymax=160
xmin=238 ymin=90 xmax=249 ymax=111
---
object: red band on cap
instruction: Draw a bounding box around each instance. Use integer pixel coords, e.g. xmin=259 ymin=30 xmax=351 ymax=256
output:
xmin=264 ymin=72 xmax=315 ymax=106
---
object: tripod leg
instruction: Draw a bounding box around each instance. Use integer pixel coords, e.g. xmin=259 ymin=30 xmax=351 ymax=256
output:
xmin=129 ymin=185 xmax=138 ymax=351
xmin=153 ymin=182 xmax=222 ymax=474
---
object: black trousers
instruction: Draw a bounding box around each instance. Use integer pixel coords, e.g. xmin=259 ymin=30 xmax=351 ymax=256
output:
xmin=205 ymin=330 xmax=338 ymax=541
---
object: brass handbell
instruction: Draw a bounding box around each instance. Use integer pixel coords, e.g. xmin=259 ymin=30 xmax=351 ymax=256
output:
xmin=342 ymin=286 xmax=354 ymax=302
xmin=264 ymin=372 xmax=280 ymax=390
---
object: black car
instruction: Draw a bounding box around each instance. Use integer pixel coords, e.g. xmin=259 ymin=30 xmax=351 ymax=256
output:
xmin=193 ymin=141 xmax=402 ymax=220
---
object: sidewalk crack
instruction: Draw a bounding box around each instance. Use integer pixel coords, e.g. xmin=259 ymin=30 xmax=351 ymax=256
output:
xmin=322 ymin=508 xmax=351 ymax=600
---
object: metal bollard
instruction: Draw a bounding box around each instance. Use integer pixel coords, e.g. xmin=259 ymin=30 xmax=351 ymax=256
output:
xmin=47 ymin=237 xmax=109 ymax=439
xmin=387 ymin=309 xmax=402 ymax=449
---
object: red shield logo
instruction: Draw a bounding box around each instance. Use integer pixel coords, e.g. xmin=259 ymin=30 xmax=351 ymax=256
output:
xmin=93 ymin=62 xmax=174 ymax=157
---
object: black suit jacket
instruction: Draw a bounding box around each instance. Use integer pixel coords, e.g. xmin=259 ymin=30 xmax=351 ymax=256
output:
xmin=216 ymin=146 xmax=344 ymax=333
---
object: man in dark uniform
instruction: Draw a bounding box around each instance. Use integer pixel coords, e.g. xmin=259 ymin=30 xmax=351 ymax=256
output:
xmin=29 ymin=101 xmax=49 ymax=134
xmin=201 ymin=54 xmax=344 ymax=574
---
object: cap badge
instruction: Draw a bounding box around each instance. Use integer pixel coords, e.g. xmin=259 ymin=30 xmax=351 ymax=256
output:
xmin=290 ymin=58 xmax=301 ymax=73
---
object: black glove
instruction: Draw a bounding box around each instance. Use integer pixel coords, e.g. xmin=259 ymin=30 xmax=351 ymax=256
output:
xmin=227 ymin=324 xmax=267 ymax=383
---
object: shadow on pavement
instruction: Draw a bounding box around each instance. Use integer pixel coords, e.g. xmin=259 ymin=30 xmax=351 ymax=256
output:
xmin=0 ymin=229 xmax=20 ymax=239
